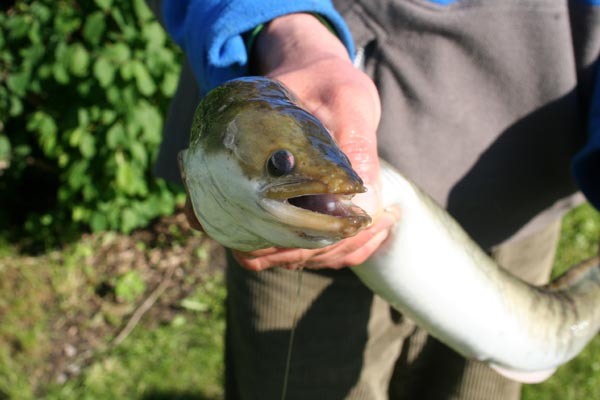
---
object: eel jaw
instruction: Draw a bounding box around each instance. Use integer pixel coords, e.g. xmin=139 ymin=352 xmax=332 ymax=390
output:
xmin=259 ymin=191 xmax=372 ymax=240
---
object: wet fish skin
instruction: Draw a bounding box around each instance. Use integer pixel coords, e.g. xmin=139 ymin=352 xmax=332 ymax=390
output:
xmin=353 ymin=160 xmax=600 ymax=382
xmin=179 ymin=76 xmax=600 ymax=383
xmin=179 ymin=77 xmax=370 ymax=251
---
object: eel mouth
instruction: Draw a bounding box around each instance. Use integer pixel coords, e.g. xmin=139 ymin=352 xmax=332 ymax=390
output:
xmin=260 ymin=182 xmax=372 ymax=239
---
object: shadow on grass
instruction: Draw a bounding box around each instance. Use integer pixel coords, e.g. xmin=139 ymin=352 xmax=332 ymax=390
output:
xmin=141 ymin=391 xmax=221 ymax=400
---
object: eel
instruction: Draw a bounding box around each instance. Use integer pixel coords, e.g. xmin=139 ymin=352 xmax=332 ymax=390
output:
xmin=178 ymin=76 xmax=600 ymax=383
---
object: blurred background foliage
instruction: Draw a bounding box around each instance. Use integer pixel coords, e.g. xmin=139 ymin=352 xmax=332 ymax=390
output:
xmin=0 ymin=0 xmax=182 ymax=247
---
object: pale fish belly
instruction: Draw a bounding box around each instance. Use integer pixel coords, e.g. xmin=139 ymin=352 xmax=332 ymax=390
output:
xmin=353 ymin=161 xmax=600 ymax=383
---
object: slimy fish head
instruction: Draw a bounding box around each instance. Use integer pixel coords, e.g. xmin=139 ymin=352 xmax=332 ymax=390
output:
xmin=179 ymin=77 xmax=371 ymax=251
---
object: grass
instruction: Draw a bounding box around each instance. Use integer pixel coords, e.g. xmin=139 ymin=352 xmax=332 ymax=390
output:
xmin=0 ymin=215 xmax=226 ymax=400
xmin=0 ymin=204 xmax=599 ymax=399
xmin=44 ymin=300 xmax=225 ymax=400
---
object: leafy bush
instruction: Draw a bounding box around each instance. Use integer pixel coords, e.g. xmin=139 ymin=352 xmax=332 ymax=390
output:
xmin=0 ymin=0 xmax=183 ymax=243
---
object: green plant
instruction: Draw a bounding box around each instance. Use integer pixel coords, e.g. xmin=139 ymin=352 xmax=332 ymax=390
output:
xmin=0 ymin=0 xmax=183 ymax=243
xmin=114 ymin=270 xmax=146 ymax=303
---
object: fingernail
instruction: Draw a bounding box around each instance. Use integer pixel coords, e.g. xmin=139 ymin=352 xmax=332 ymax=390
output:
xmin=383 ymin=205 xmax=401 ymax=221
xmin=353 ymin=189 xmax=379 ymax=217
xmin=372 ymin=229 xmax=389 ymax=243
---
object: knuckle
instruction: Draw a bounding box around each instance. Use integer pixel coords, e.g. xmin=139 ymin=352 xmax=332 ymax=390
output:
xmin=233 ymin=254 xmax=264 ymax=272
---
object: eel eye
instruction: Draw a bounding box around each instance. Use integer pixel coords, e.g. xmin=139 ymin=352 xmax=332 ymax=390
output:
xmin=267 ymin=149 xmax=295 ymax=176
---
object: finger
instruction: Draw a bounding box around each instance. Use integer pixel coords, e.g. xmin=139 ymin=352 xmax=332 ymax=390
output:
xmin=328 ymin=228 xmax=390 ymax=268
xmin=183 ymin=197 xmax=205 ymax=232
xmin=233 ymin=247 xmax=322 ymax=271
xmin=234 ymin=205 xmax=401 ymax=271
xmin=236 ymin=247 xmax=282 ymax=259
xmin=305 ymin=206 xmax=400 ymax=268
xmin=311 ymin=208 xmax=397 ymax=262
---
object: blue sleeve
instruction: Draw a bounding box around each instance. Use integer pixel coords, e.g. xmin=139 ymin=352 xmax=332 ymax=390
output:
xmin=162 ymin=0 xmax=355 ymax=93
xmin=573 ymin=62 xmax=600 ymax=210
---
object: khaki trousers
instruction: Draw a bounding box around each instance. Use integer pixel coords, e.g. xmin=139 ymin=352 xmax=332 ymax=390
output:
xmin=224 ymin=221 xmax=561 ymax=400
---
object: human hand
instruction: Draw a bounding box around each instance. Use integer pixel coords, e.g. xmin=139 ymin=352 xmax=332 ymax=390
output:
xmin=231 ymin=13 xmax=400 ymax=271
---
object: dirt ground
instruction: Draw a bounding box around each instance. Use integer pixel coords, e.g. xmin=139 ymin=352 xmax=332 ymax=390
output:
xmin=0 ymin=210 xmax=225 ymax=393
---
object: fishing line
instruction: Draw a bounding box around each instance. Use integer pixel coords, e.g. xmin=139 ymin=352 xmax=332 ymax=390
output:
xmin=280 ymin=269 xmax=303 ymax=400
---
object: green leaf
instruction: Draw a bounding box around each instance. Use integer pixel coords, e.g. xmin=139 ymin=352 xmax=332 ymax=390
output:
xmin=107 ymin=122 xmax=127 ymax=148
xmin=0 ymin=134 xmax=11 ymax=167
xmin=55 ymin=40 xmax=69 ymax=60
xmin=52 ymin=63 xmax=70 ymax=85
xmin=82 ymin=183 xmax=98 ymax=201
xmin=72 ymin=205 xmax=88 ymax=222
xmin=7 ymin=15 xmax=30 ymax=40
xmin=27 ymin=20 xmax=42 ymax=45
xmin=53 ymin=41 xmax=71 ymax=82
xmin=132 ymin=61 xmax=156 ymax=96
xmin=181 ymin=298 xmax=209 ymax=312
xmin=120 ymin=208 xmax=143 ymax=234
xmin=58 ymin=153 xmax=69 ymax=168
xmin=102 ymin=200 xmax=121 ymax=229
xmin=83 ymin=11 xmax=106 ymax=45
xmin=14 ymin=144 xmax=31 ymax=158
xmin=105 ymin=42 xmax=131 ymax=63
xmin=40 ymin=213 xmax=53 ymax=226
xmin=26 ymin=111 xmax=56 ymax=135
xmin=115 ymin=152 xmax=146 ymax=196
xmin=130 ymin=141 xmax=148 ymax=167
xmin=26 ymin=112 xmax=58 ymax=156
xmin=21 ymin=44 xmax=45 ymax=70
xmin=116 ymin=161 xmax=135 ymax=193
xmin=161 ymin=71 xmax=179 ymax=97
xmin=78 ymin=108 xmax=90 ymax=126
xmin=102 ymin=110 xmax=118 ymax=125
xmin=89 ymin=211 xmax=108 ymax=231
xmin=95 ymin=0 xmax=113 ymax=11
xmin=115 ymin=270 xmax=146 ymax=302
xmin=69 ymin=127 xmax=83 ymax=147
xmin=77 ymin=81 xmax=93 ymax=97
xmin=30 ymin=2 xmax=52 ymax=23
xmin=106 ymin=86 xmax=121 ymax=106
xmin=7 ymin=72 xmax=29 ymax=96
xmin=132 ymin=102 xmax=162 ymax=144
xmin=111 ymin=8 xmax=137 ymax=41
xmin=141 ymin=21 xmax=165 ymax=45
xmin=79 ymin=132 xmax=96 ymax=159
xmin=120 ymin=61 xmax=134 ymax=81
xmin=67 ymin=160 xmax=90 ymax=190
xmin=54 ymin=9 xmax=81 ymax=36
xmin=121 ymin=85 xmax=137 ymax=108
xmin=9 ymin=97 xmax=23 ymax=117
xmin=90 ymin=106 xmax=102 ymax=122
xmin=40 ymin=127 xmax=58 ymax=156
xmin=68 ymin=44 xmax=90 ymax=77
xmin=38 ymin=64 xmax=52 ymax=79
xmin=93 ymin=57 xmax=116 ymax=87
xmin=133 ymin=0 xmax=154 ymax=23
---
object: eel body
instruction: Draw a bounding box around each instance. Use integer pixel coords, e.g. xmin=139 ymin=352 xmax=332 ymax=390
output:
xmin=179 ymin=77 xmax=600 ymax=383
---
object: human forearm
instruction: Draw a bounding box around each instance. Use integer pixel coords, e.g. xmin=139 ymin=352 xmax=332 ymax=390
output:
xmin=161 ymin=0 xmax=354 ymax=92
